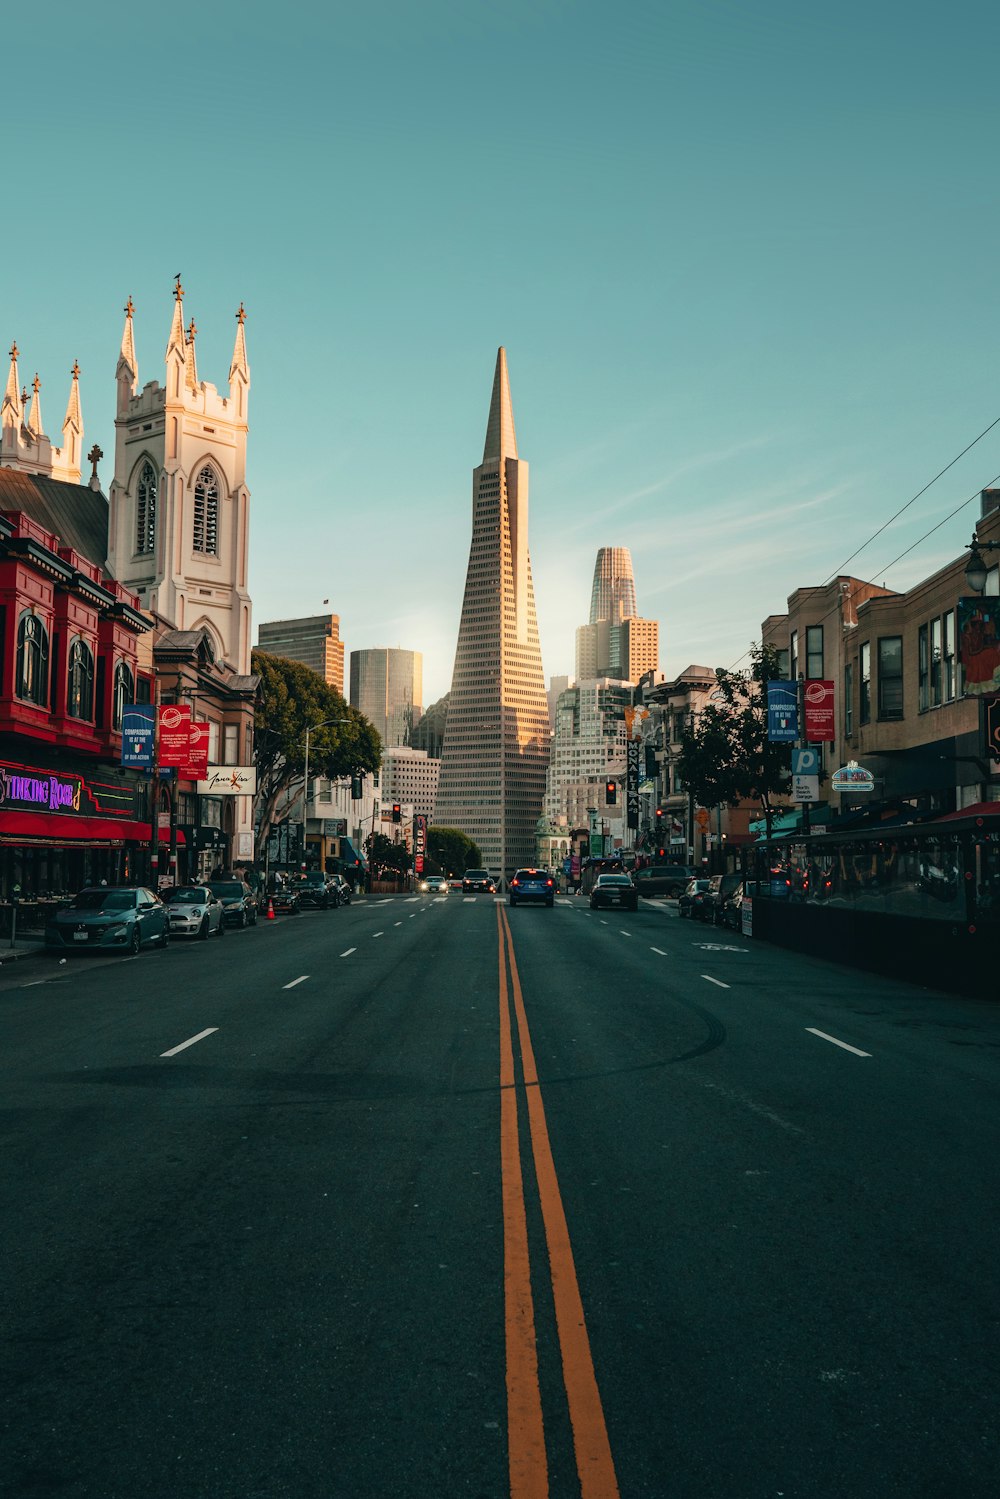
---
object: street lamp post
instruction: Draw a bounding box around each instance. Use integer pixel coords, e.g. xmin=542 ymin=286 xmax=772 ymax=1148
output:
xmin=301 ymin=718 xmax=350 ymax=868
xmin=965 ymin=535 xmax=1000 ymax=594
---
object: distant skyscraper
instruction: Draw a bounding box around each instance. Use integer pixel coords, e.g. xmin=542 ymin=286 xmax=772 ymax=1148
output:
xmin=589 ymin=546 xmax=637 ymax=624
xmin=435 ymin=349 xmax=549 ymax=875
xmin=349 ymin=647 xmax=422 ymax=748
xmin=257 ymin=613 xmax=345 ymax=692
xmin=576 ymin=545 xmax=659 ymax=682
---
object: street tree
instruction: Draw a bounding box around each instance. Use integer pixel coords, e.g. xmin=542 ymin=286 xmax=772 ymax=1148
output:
xmin=674 ymin=643 xmax=792 ymax=839
xmin=252 ymin=650 xmax=381 ymax=849
xmin=427 ymin=826 xmax=482 ymax=877
xmin=365 ymin=831 xmax=411 ymax=881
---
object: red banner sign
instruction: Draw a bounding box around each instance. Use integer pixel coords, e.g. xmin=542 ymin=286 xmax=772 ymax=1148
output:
xmin=158 ymin=704 xmax=192 ymax=767
xmin=803 ymin=679 xmax=835 ymax=742
xmin=181 ymin=722 xmax=210 ymax=780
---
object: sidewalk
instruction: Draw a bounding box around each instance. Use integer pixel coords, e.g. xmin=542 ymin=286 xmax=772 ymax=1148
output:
xmin=0 ymin=935 xmax=46 ymax=963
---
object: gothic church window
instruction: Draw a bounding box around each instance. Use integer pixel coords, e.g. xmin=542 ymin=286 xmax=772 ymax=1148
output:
xmin=136 ymin=462 xmax=157 ymax=554
xmin=16 ymin=612 xmax=49 ymax=707
xmin=67 ymin=638 xmax=95 ymax=720
xmin=193 ymin=465 xmax=220 ymax=555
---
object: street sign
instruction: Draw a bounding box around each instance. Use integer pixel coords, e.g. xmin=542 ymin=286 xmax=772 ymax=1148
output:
xmin=626 ymin=740 xmax=640 ymax=829
xmin=197 ymin=765 xmax=257 ymax=795
xmin=985 ymin=696 xmax=1000 ymax=765
xmin=791 ymin=747 xmax=820 ymax=777
xmin=792 ymin=774 xmax=820 ymax=802
xmin=831 ymin=761 xmax=875 ymax=793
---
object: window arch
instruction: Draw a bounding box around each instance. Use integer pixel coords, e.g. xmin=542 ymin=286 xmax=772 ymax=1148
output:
xmin=67 ymin=638 xmax=95 ymax=721
xmin=192 ymin=465 xmax=220 ymax=555
xmin=16 ymin=611 xmax=49 ymax=706
xmin=135 ymin=461 xmax=157 ymax=555
xmin=112 ymin=660 xmax=134 ymax=732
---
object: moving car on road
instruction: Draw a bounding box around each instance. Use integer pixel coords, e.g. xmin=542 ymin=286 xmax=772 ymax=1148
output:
xmin=589 ymin=873 xmax=638 ymax=912
xmin=163 ymin=886 xmax=226 ymax=940
xmin=207 ymin=879 xmax=259 ymax=928
xmin=462 ymin=870 xmax=496 ymax=893
xmin=632 ymin=864 xmax=695 ymax=898
xmin=508 ymin=869 xmax=555 ymax=907
xmin=420 ymin=875 xmax=448 ymax=894
xmin=45 ymin=886 xmax=169 ymax=955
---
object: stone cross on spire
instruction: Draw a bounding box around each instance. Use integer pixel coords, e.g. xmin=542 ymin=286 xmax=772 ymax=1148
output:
xmin=26 ymin=373 xmax=42 ymax=437
xmin=3 ymin=340 xmax=23 ymax=426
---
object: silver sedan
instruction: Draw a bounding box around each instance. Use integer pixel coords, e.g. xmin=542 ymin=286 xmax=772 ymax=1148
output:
xmin=162 ymin=886 xmax=226 ymax=940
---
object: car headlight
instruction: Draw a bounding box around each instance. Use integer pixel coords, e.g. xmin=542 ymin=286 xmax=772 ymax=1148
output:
xmin=109 ymin=924 xmax=128 ymax=938
xmin=191 ymin=908 xmax=203 ymax=918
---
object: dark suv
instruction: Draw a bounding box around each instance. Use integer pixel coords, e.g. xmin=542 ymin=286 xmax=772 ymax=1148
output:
xmin=293 ymin=872 xmax=338 ymax=909
xmin=702 ymin=872 xmax=743 ymax=925
xmin=462 ymin=870 xmax=496 ymax=893
xmin=207 ymin=878 xmax=259 ymax=928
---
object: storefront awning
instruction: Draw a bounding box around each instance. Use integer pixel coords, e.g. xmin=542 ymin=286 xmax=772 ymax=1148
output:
xmin=0 ymin=811 xmax=185 ymax=844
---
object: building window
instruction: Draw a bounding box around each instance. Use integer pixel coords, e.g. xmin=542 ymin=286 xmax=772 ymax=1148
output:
xmin=844 ymin=661 xmax=854 ymax=737
xmin=918 ymin=624 xmax=929 ymax=711
xmin=135 ymin=461 xmax=157 ymax=554
xmin=943 ymin=611 xmax=957 ymax=701
xmin=193 ymin=465 xmax=220 ymax=555
xmin=930 ymin=617 xmax=942 ymax=706
xmin=67 ymin=638 xmax=95 ymax=720
xmin=806 ymin=625 xmax=823 ymax=679
xmin=859 ymin=642 xmax=871 ymax=726
xmin=878 ymin=636 xmax=903 ymax=719
xmin=223 ymin=724 xmax=238 ymax=765
xmin=789 ymin=630 xmax=799 ymax=682
xmin=773 ymin=647 xmax=790 ymax=679
xmin=112 ymin=660 xmax=134 ymax=731
xmin=16 ymin=612 xmax=49 ymax=706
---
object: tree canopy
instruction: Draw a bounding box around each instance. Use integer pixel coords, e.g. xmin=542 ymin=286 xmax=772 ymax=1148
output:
xmin=252 ymin=650 xmax=381 ymax=847
xmin=674 ymin=644 xmax=791 ymax=835
xmin=427 ymin=826 xmax=482 ymax=877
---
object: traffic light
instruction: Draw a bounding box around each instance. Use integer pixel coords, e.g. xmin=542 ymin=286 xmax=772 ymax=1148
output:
xmin=391 ymin=802 xmax=402 ymax=823
xmin=351 ymin=774 xmax=363 ymax=800
xmin=655 ymin=807 xmax=664 ymax=826
xmin=605 ymin=780 xmax=617 ymax=805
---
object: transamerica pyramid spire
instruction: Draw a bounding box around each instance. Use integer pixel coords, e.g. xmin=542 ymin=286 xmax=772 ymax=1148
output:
xmin=435 ymin=349 xmax=549 ymax=878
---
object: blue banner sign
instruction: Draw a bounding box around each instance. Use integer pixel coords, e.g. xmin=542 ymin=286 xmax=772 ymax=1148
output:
xmin=121 ymin=705 xmax=156 ymax=768
xmin=767 ymin=681 xmax=799 ymax=742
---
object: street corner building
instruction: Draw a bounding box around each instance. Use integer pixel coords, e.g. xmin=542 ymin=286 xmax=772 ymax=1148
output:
xmin=434 ymin=348 xmax=549 ymax=878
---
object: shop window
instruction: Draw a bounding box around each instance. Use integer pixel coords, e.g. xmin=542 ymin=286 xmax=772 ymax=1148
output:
xmin=67 ymin=638 xmax=95 ymax=721
xmin=878 ymin=637 xmax=903 ymax=719
xmin=16 ymin=611 xmax=49 ymax=707
xmin=192 ymin=465 xmax=220 ymax=555
xmin=859 ymin=643 xmax=871 ymax=726
xmin=112 ymin=660 xmax=134 ymax=731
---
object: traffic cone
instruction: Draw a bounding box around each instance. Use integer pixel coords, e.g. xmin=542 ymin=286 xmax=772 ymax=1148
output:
xmin=266 ymin=896 xmax=275 ymax=921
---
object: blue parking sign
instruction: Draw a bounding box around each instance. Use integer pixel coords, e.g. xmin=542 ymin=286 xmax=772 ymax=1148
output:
xmin=792 ymin=747 xmax=819 ymax=776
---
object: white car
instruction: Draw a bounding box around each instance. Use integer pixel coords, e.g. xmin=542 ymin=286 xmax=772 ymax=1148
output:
xmin=421 ymin=875 xmax=448 ymax=894
xmin=162 ymin=885 xmax=226 ymax=940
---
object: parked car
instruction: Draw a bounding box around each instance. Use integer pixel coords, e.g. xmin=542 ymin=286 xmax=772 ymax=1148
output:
xmin=293 ymin=871 xmax=337 ymax=909
xmin=589 ymin=873 xmax=638 ymax=912
xmin=678 ymin=877 xmax=713 ymax=919
xmin=462 ymin=870 xmax=496 ymax=893
xmin=722 ymin=881 xmax=745 ymax=931
xmin=329 ymin=873 xmax=352 ymax=905
xmin=45 ymin=886 xmax=169 ymax=955
xmin=508 ymin=868 xmax=555 ymax=907
xmin=267 ymin=878 xmax=301 ymax=915
xmin=163 ymin=885 xmax=226 ymax=940
xmin=420 ymin=875 xmax=448 ymax=894
xmin=633 ymin=864 xmax=696 ymax=898
xmin=702 ymin=872 xmax=744 ymax=925
xmin=207 ymin=878 xmax=258 ymax=928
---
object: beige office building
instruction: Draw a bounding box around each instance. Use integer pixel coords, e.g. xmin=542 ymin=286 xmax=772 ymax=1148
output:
xmin=349 ymin=647 xmax=422 ymax=749
xmin=256 ymin=613 xmax=345 ymax=693
xmin=435 ymin=348 xmax=550 ymax=877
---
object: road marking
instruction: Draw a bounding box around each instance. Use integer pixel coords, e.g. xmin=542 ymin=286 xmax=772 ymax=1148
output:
xmin=650 ymin=947 xmax=668 ymax=956
xmin=373 ymin=931 xmax=384 ymax=938
xmin=282 ymin=975 xmax=309 ymax=989
xmin=619 ymin=930 xmax=632 ymax=937
xmin=160 ymin=1027 xmax=218 ymax=1058
xmin=806 ymin=1027 xmax=871 ymax=1057
xmin=464 ymin=897 xmax=476 ymax=903
xmin=499 ymin=907 xmax=620 ymax=1498
xmin=701 ymin=974 xmax=730 ymax=989
xmin=409 ymin=914 xmax=416 ymax=919
xmin=395 ymin=921 xmax=402 ymax=927
xmin=599 ymin=919 xmax=608 ymax=925
xmin=340 ymin=947 xmax=356 ymax=957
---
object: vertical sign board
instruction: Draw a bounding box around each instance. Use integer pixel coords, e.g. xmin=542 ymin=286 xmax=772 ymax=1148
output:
xmin=958 ymin=598 xmax=1000 ymax=695
xmin=181 ymin=723 xmax=210 ymax=781
xmin=121 ymin=705 xmax=156 ymax=768
xmin=158 ymin=704 xmax=192 ymax=767
xmin=803 ymin=680 xmax=835 ymax=742
xmin=767 ymin=681 xmax=799 ymax=741
xmin=414 ymin=814 xmax=427 ymax=874
xmin=985 ymin=696 xmax=1000 ymax=765
xmin=626 ymin=740 xmax=640 ymax=829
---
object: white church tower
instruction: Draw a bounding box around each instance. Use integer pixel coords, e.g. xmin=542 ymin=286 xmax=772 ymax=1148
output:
xmin=107 ymin=280 xmax=252 ymax=674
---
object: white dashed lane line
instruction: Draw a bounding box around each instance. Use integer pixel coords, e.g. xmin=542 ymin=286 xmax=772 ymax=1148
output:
xmin=395 ymin=921 xmax=402 ymax=927
xmin=806 ymin=1027 xmax=871 ymax=1057
xmin=702 ymin=975 xmax=730 ymax=989
xmin=619 ymin=930 xmax=632 ymax=937
xmin=282 ymin=975 xmax=309 ymax=990
xmin=373 ymin=932 xmax=384 ymax=938
xmin=161 ymin=1028 xmax=218 ymax=1058
xmin=650 ymin=947 xmax=668 ymax=956
xmin=340 ymin=947 xmax=357 ymax=957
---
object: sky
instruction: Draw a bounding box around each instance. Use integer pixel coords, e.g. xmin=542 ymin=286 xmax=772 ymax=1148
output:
xmin=8 ymin=0 xmax=1000 ymax=705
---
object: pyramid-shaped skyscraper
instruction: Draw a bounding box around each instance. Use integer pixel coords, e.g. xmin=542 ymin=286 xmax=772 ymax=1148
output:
xmin=435 ymin=349 xmax=550 ymax=878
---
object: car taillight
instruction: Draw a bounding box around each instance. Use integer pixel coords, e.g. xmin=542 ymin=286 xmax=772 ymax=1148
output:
xmin=511 ymin=879 xmax=520 ymax=887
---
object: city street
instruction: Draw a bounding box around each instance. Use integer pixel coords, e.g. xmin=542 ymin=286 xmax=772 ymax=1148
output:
xmin=2 ymin=894 xmax=998 ymax=1498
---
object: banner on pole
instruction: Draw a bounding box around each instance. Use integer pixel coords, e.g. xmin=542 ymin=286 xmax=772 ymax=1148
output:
xmin=158 ymin=703 xmax=191 ymax=767
xmin=121 ymin=705 xmax=155 ymax=767
xmin=766 ymin=681 xmax=799 ymax=741
xmin=803 ymin=680 xmax=835 ymax=742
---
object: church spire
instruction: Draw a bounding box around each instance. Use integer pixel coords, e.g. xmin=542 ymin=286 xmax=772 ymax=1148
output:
xmin=165 ymin=275 xmax=186 ymax=363
xmin=229 ymin=302 xmax=249 ymax=383
xmin=26 ymin=373 xmax=42 ymax=437
xmin=58 ymin=360 xmax=83 ymax=481
xmin=2 ymin=340 xmax=23 ymax=428
xmin=482 ymin=346 xmax=517 ymax=463
xmin=118 ymin=296 xmax=137 ymax=388
xmin=184 ymin=317 xmax=198 ymax=391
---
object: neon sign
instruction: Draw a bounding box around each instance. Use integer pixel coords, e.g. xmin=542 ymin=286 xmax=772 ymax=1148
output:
xmin=0 ymin=768 xmax=83 ymax=812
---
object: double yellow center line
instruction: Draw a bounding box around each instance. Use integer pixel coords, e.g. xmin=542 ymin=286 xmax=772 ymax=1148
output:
xmin=497 ymin=906 xmax=620 ymax=1499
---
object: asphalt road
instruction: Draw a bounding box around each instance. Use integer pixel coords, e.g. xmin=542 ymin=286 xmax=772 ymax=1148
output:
xmin=2 ymin=893 xmax=998 ymax=1498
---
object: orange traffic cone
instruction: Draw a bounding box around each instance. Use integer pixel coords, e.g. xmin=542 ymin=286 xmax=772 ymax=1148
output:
xmin=266 ymin=896 xmax=275 ymax=920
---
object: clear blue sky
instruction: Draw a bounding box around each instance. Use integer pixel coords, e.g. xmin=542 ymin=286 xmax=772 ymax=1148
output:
xmin=9 ymin=1 xmax=1000 ymax=703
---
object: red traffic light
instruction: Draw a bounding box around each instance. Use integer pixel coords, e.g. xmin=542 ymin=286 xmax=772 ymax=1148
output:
xmin=391 ymin=803 xmax=402 ymax=823
xmin=605 ymin=780 xmax=617 ymax=805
